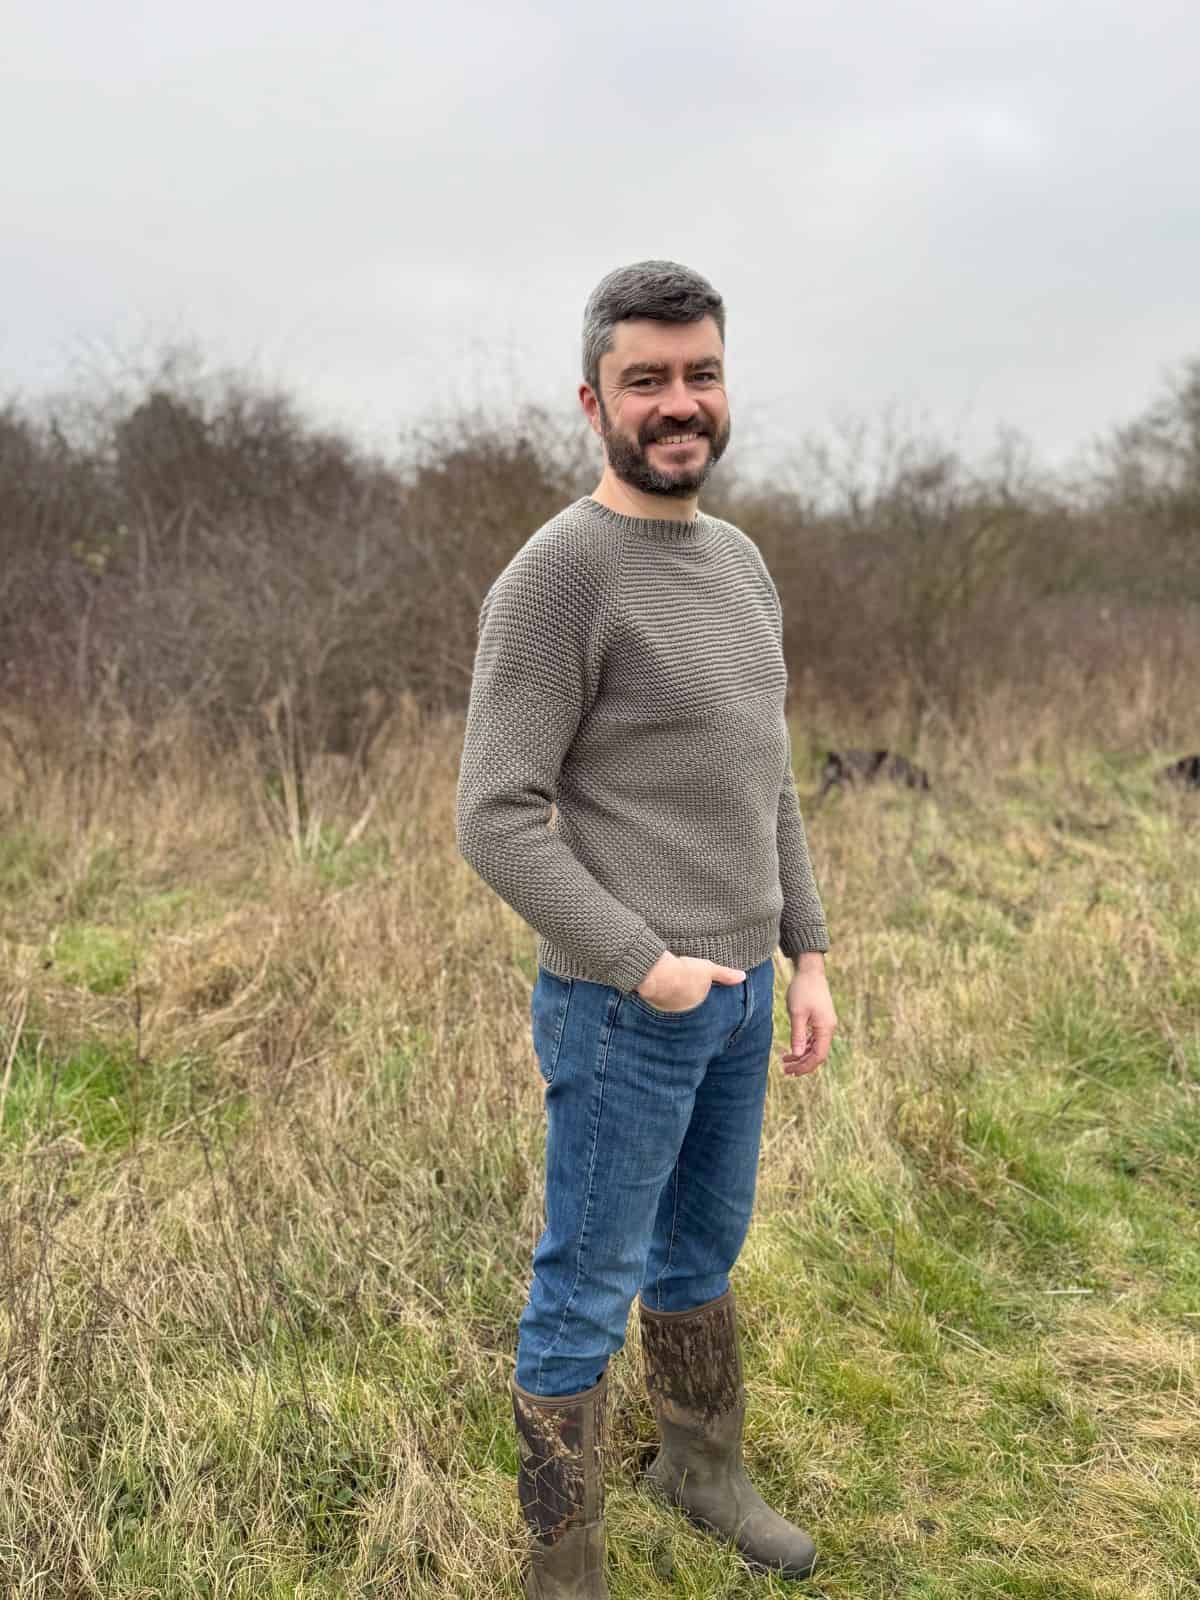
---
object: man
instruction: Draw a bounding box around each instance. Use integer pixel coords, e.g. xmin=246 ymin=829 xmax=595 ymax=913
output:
xmin=455 ymin=260 xmax=836 ymax=1596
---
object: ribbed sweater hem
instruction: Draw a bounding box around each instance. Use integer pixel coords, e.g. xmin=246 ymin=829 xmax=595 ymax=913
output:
xmin=536 ymin=915 xmax=827 ymax=992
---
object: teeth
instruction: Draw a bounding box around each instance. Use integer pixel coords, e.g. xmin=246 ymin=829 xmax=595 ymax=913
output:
xmin=656 ymin=433 xmax=699 ymax=444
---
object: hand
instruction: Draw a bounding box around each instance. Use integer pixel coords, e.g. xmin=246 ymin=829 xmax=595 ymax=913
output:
xmin=636 ymin=952 xmax=746 ymax=1013
xmin=781 ymin=955 xmax=837 ymax=1076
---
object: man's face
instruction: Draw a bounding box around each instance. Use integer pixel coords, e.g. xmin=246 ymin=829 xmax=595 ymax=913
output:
xmin=584 ymin=315 xmax=731 ymax=499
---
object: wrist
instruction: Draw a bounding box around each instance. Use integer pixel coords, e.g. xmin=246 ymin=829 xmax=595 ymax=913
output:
xmin=637 ymin=949 xmax=677 ymax=991
xmin=791 ymin=950 xmax=826 ymax=975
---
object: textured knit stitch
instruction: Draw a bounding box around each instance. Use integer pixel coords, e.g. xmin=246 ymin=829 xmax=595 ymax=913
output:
xmin=455 ymin=496 xmax=829 ymax=992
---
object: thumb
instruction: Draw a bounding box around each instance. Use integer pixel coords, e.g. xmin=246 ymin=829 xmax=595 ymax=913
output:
xmin=710 ymin=964 xmax=748 ymax=986
xmin=790 ymin=1009 xmax=815 ymax=1054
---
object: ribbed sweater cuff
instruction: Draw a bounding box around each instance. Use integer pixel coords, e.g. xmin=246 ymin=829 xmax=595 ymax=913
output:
xmin=606 ymin=926 xmax=670 ymax=992
xmin=780 ymin=923 xmax=830 ymax=958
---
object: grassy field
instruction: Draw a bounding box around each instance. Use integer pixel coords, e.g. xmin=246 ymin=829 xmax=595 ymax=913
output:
xmin=1 ymin=711 xmax=1198 ymax=1598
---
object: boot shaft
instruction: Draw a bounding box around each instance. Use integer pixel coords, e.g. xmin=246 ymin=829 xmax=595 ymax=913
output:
xmin=639 ymin=1288 xmax=743 ymax=1420
xmin=638 ymin=1291 xmax=746 ymax=1492
xmin=511 ymin=1374 xmax=609 ymax=1598
xmin=511 ymin=1373 xmax=606 ymax=1539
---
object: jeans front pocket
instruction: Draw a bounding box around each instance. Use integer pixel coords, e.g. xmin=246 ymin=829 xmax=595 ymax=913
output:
xmin=626 ymin=983 xmax=712 ymax=1021
xmin=531 ymin=969 xmax=573 ymax=1084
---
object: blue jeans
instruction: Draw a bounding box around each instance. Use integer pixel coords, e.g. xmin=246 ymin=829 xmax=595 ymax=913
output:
xmin=516 ymin=956 xmax=775 ymax=1397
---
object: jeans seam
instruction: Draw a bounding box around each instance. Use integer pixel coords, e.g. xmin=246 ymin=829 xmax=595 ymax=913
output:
xmin=533 ymin=991 xmax=618 ymax=1393
xmin=545 ymin=978 xmax=573 ymax=1085
xmin=725 ymin=968 xmax=754 ymax=1049
xmin=654 ymin=1160 xmax=683 ymax=1306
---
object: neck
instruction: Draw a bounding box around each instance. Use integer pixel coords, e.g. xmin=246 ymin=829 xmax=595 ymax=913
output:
xmin=589 ymin=468 xmax=699 ymax=523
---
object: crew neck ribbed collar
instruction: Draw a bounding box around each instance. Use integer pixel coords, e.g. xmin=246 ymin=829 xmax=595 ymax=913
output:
xmin=580 ymin=495 xmax=708 ymax=544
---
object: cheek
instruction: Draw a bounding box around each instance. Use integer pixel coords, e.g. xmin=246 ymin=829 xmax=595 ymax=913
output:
xmin=613 ymin=400 xmax=650 ymax=434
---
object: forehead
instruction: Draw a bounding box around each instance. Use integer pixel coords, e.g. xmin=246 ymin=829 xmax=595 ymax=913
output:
xmin=602 ymin=315 xmax=724 ymax=375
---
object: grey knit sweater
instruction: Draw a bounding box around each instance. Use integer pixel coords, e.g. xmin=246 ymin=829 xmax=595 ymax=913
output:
xmin=455 ymin=496 xmax=829 ymax=992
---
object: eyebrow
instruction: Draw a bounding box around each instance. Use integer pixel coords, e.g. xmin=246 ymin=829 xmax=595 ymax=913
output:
xmin=616 ymin=356 xmax=724 ymax=381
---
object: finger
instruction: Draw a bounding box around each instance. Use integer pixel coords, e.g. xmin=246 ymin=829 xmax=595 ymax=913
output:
xmin=784 ymin=1056 xmax=825 ymax=1081
xmin=781 ymin=1047 xmax=817 ymax=1072
xmin=786 ymin=1018 xmax=833 ymax=1049
xmin=783 ymin=1052 xmax=822 ymax=1077
xmin=782 ymin=1027 xmax=834 ymax=1074
xmin=806 ymin=1026 xmax=835 ymax=1066
xmin=782 ymin=1029 xmax=813 ymax=1061
xmin=786 ymin=1013 xmax=814 ymax=1057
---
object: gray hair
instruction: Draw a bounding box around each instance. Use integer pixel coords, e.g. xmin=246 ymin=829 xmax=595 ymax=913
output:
xmin=581 ymin=260 xmax=725 ymax=392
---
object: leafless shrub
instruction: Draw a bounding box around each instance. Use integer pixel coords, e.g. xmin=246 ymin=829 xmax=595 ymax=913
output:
xmin=2 ymin=350 xmax=1198 ymax=764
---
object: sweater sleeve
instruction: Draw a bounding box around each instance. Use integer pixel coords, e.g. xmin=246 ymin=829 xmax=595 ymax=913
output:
xmin=752 ymin=551 xmax=830 ymax=956
xmin=777 ymin=718 xmax=831 ymax=956
xmin=455 ymin=535 xmax=669 ymax=991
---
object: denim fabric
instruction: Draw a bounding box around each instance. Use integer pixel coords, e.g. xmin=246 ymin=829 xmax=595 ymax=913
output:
xmin=516 ymin=955 xmax=775 ymax=1397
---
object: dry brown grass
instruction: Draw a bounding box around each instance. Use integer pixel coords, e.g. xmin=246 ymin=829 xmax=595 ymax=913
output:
xmin=0 ymin=693 xmax=1198 ymax=1596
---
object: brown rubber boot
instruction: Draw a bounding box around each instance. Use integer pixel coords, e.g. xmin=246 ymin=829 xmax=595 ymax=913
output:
xmin=638 ymin=1290 xmax=817 ymax=1581
xmin=511 ymin=1372 xmax=609 ymax=1598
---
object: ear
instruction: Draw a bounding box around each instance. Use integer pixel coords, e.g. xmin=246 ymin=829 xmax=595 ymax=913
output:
xmin=579 ymin=382 xmax=603 ymax=439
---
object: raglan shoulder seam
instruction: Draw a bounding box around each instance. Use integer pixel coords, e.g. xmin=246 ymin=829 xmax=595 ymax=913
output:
xmin=480 ymin=501 xmax=622 ymax=710
xmin=703 ymin=513 xmax=781 ymax=622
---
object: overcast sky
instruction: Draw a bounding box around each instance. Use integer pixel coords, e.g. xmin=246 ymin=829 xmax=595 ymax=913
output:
xmin=4 ymin=0 xmax=1199 ymax=473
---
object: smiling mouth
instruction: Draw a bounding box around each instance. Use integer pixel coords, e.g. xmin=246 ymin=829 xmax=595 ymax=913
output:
xmin=651 ymin=432 xmax=704 ymax=446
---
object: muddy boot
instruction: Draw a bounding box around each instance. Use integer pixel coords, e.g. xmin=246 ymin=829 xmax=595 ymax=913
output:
xmin=638 ymin=1291 xmax=816 ymax=1582
xmin=511 ymin=1372 xmax=609 ymax=1598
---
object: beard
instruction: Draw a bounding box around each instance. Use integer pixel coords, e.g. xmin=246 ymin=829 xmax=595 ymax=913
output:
xmin=598 ymin=402 xmax=732 ymax=499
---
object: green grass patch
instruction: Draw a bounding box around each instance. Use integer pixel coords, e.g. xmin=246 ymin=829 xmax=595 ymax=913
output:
xmin=1 ymin=1032 xmax=245 ymax=1149
xmin=48 ymin=922 xmax=139 ymax=993
xmin=0 ymin=823 xmax=63 ymax=894
xmin=2 ymin=1035 xmax=140 ymax=1144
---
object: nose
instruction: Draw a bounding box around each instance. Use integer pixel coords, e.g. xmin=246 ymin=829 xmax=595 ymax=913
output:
xmin=658 ymin=377 xmax=700 ymax=420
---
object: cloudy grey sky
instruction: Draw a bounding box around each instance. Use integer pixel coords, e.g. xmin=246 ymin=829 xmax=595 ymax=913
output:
xmin=4 ymin=0 xmax=1199 ymax=471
